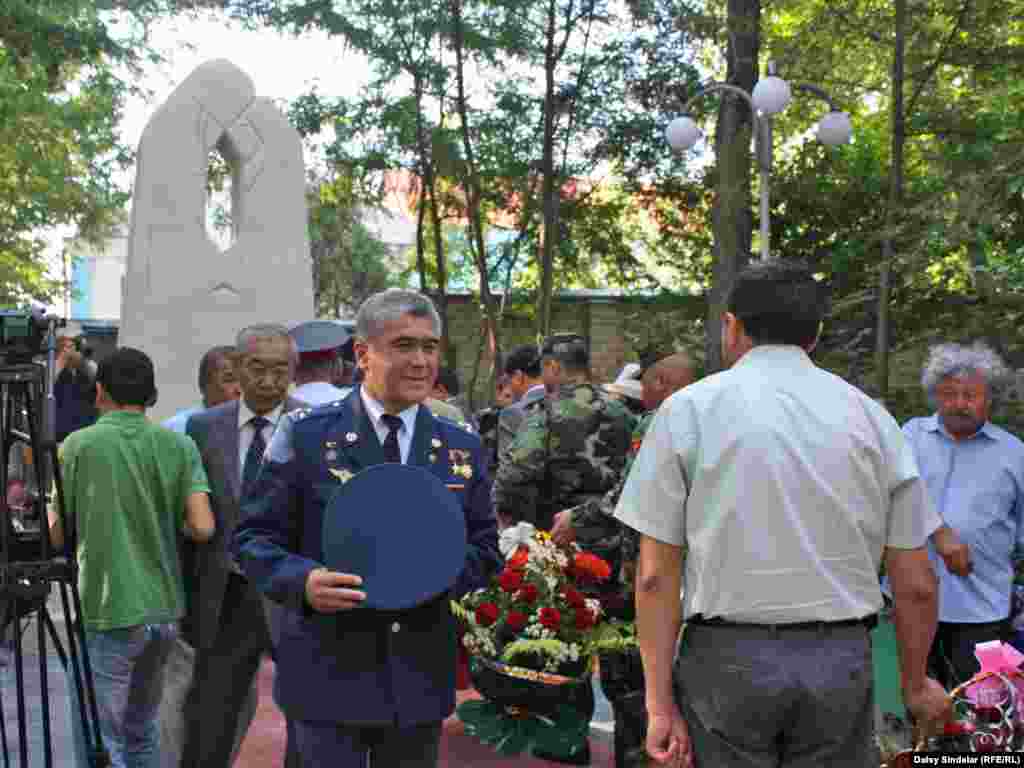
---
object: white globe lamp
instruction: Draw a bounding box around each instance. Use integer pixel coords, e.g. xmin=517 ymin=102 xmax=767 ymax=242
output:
xmin=665 ymin=116 xmax=701 ymax=153
xmin=816 ymin=111 xmax=853 ymax=146
xmin=751 ymin=75 xmax=792 ymax=116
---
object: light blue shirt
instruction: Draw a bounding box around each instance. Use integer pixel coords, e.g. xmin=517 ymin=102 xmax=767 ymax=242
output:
xmin=359 ymin=388 xmax=419 ymax=464
xmin=162 ymin=406 xmax=202 ymax=434
xmin=903 ymin=414 xmax=1024 ymax=623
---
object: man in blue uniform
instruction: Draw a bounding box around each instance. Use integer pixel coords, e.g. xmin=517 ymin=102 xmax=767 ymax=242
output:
xmin=234 ymin=289 xmax=501 ymax=767
xmin=289 ymin=320 xmax=353 ymax=406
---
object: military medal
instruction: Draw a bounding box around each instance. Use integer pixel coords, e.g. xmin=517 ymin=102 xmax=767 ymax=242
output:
xmin=325 ymin=449 xmax=338 ymax=462
xmin=346 ymin=432 xmax=358 ymax=443
xmin=431 ymin=438 xmax=442 ymax=448
xmin=329 ymin=467 xmax=354 ymax=484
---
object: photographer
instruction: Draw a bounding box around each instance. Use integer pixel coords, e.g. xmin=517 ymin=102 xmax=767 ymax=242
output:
xmin=55 ymin=326 xmax=98 ymax=443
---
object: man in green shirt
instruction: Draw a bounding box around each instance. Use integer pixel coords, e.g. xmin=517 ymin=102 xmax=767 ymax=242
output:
xmin=50 ymin=347 xmax=214 ymax=768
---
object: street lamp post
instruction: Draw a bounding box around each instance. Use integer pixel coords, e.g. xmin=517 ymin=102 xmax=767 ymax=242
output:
xmin=665 ymin=62 xmax=853 ymax=260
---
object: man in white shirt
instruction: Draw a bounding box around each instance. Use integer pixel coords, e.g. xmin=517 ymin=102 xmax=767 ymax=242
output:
xmin=615 ymin=261 xmax=951 ymax=768
xmin=289 ymin=321 xmax=353 ymax=407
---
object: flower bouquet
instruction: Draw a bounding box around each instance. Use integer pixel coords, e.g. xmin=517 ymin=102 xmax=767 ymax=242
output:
xmin=452 ymin=522 xmax=615 ymax=760
xmin=880 ymin=641 xmax=1024 ymax=766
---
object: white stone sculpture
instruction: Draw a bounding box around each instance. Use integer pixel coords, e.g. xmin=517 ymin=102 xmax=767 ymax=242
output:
xmin=121 ymin=59 xmax=313 ymax=422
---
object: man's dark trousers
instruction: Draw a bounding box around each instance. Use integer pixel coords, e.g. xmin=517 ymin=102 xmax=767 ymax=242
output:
xmin=183 ymin=572 xmax=270 ymax=766
xmin=928 ymin=618 xmax=1012 ymax=690
xmin=676 ymin=621 xmax=877 ymax=767
xmin=293 ymin=720 xmax=441 ymax=767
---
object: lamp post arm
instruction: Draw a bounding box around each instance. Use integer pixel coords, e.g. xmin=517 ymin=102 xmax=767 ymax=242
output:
xmin=680 ymin=82 xmax=760 ymax=121
xmin=791 ymin=83 xmax=842 ymax=112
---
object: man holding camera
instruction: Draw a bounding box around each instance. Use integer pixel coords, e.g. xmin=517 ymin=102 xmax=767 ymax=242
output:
xmin=55 ymin=326 xmax=99 ymax=443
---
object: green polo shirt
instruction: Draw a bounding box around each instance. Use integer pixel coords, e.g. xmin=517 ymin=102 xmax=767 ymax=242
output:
xmin=60 ymin=410 xmax=210 ymax=631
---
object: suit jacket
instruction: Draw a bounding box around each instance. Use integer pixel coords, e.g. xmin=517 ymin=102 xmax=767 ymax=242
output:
xmin=233 ymin=387 xmax=501 ymax=727
xmin=182 ymin=396 xmax=302 ymax=651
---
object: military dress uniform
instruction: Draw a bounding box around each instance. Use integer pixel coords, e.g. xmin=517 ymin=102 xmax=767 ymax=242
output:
xmin=234 ymin=388 xmax=500 ymax=767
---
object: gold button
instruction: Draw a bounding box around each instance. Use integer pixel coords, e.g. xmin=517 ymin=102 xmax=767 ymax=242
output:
xmin=391 ymin=622 xmax=401 ymax=633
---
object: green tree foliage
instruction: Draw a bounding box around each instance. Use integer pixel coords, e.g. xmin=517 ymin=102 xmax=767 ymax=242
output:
xmin=0 ymin=0 xmax=144 ymax=301
xmin=308 ymin=172 xmax=397 ymax=317
xmin=0 ymin=0 xmax=231 ymax=303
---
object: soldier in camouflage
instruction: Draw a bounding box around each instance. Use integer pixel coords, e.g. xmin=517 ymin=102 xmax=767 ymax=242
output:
xmin=553 ymin=351 xmax=696 ymax=768
xmin=490 ymin=332 xmax=635 ymax=766
xmin=491 ymin=333 xmax=635 ymax=532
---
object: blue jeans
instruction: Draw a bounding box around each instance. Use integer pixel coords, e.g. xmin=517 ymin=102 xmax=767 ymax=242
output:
xmin=68 ymin=623 xmax=177 ymax=768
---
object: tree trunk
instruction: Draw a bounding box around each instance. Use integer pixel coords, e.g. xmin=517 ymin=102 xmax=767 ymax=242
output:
xmin=450 ymin=0 xmax=503 ymax=409
xmin=537 ymin=0 xmax=559 ymax=338
xmin=705 ymin=0 xmax=759 ymax=373
xmin=412 ymin=75 xmax=452 ymax=365
xmin=876 ymin=0 xmax=905 ymax=403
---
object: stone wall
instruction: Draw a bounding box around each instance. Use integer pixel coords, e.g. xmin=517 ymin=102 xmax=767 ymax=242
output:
xmin=443 ymin=292 xmax=705 ymax=407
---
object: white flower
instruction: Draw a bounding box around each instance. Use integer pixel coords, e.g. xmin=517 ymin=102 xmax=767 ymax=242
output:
xmin=499 ymin=522 xmax=538 ymax=559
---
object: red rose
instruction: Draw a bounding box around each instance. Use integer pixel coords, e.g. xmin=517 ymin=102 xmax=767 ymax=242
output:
xmin=539 ymin=607 xmax=562 ymax=630
xmin=574 ymin=607 xmax=595 ymax=630
xmin=573 ymin=552 xmax=612 ymax=583
xmin=505 ymin=610 xmax=529 ymax=632
xmin=475 ymin=602 xmax=499 ymax=627
xmin=562 ymin=587 xmax=585 ymax=609
xmin=508 ymin=546 xmax=529 ymax=570
xmin=498 ymin=569 xmax=524 ymax=593
xmin=517 ymin=584 xmax=539 ymax=605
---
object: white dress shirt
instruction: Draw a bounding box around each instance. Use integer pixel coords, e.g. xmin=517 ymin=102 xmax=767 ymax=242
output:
xmin=360 ymin=389 xmax=419 ymax=464
xmin=615 ymin=345 xmax=941 ymax=624
xmin=292 ymin=382 xmax=352 ymax=407
xmin=237 ymin=400 xmax=283 ymax=482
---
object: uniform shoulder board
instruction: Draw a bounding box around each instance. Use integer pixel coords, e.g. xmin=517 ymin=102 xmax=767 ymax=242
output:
xmin=290 ymin=407 xmax=313 ymax=422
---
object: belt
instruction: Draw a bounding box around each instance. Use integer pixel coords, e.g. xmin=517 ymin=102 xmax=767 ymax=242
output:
xmin=688 ymin=614 xmax=878 ymax=632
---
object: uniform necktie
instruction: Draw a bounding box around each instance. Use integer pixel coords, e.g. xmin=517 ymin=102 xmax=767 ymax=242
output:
xmin=242 ymin=416 xmax=271 ymax=496
xmin=381 ymin=414 xmax=403 ymax=464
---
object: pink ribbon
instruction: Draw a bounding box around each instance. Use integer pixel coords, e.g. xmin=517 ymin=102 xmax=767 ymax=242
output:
xmin=975 ymin=641 xmax=1024 ymax=675
xmin=964 ymin=641 xmax=1024 ymax=706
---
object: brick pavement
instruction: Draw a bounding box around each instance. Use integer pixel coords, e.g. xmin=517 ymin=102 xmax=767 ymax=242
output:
xmin=235 ymin=659 xmax=615 ymax=767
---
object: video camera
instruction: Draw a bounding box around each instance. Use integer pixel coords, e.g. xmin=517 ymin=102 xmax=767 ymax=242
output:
xmin=0 ymin=307 xmax=63 ymax=364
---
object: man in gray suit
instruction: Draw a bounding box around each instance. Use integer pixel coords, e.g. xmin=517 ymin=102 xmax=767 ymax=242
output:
xmin=181 ymin=324 xmax=299 ymax=767
xmin=496 ymin=344 xmax=546 ymax=461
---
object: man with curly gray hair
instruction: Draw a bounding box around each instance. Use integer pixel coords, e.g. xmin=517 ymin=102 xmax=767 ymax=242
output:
xmin=903 ymin=340 xmax=1024 ymax=689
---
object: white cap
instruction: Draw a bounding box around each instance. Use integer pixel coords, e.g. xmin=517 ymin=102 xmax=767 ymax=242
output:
xmin=605 ymin=363 xmax=643 ymax=402
xmin=57 ymin=321 xmax=83 ymax=339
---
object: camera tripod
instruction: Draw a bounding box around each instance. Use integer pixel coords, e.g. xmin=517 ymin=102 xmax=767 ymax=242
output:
xmin=0 ymin=319 xmax=107 ymax=767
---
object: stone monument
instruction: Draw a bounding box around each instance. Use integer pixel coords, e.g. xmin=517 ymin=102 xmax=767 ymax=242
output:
xmin=120 ymin=59 xmax=313 ymax=422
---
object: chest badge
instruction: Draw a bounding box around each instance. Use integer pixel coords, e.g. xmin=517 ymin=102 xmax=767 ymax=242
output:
xmin=345 ymin=432 xmax=358 ymax=443
xmin=329 ymin=467 xmax=354 ymax=484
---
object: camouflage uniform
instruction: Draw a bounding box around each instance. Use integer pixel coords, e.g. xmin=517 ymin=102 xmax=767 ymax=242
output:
xmin=492 ymin=382 xmax=634 ymax=764
xmin=570 ymin=412 xmax=654 ymax=768
xmin=571 ymin=411 xmax=653 ymax=581
xmin=475 ymin=406 xmax=501 ymax=476
xmin=491 ymin=382 xmax=635 ymax=531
